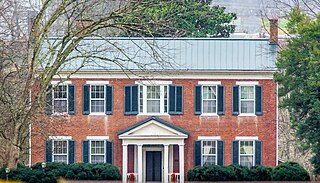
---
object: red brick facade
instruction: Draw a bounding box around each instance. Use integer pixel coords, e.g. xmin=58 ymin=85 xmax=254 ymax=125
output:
xmin=31 ymin=77 xmax=277 ymax=176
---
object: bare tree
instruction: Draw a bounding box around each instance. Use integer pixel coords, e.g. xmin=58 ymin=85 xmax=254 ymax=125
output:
xmin=0 ymin=0 xmax=181 ymax=168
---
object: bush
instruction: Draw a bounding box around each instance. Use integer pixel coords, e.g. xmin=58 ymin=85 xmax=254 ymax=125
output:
xmin=248 ymin=165 xmax=272 ymax=181
xmin=272 ymin=161 xmax=310 ymax=181
xmin=0 ymin=162 xmax=121 ymax=183
xmin=187 ymin=165 xmax=231 ymax=181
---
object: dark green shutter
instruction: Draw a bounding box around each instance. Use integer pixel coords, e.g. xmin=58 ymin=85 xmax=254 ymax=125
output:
xmin=82 ymin=140 xmax=89 ymax=163
xmin=232 ymin=85 xmax=239 ymax=115
xmin=169 ymin=85 xmax=183 ymax=114
xmin=45 ymin=140 xmax=53 ymax=162
xmin=217 ymin=85 xmax=225 ymax=115
xmin=124 ymin=85 xmax=138 ymax=115
xmin=194 ymin=140 xmax=201 ymax=167
xmin=217 ymin=140 xmax=224 ymax=166
xmin=255 ymin=85 xmax=263 ymax=116
xmin=106 ymin=140 xmax=113 ymax=164
xmin=106 ymin=85 xmax=113 ymax=115
xmin=232 ymin=140 xmax=239 ymax=165
xmin=45 ymin=85 xmax=53 ymax=115
xmin=82 ymin=85 xmax=90 ymax=115
xmin=68 ymin=84 xmax=76 ymax=115
xmin=68 ymin=140 xmax=75 ymax=164
xmin=194 ymin=85 xmax=202 ymax=115
xmin=255 ymin=140 xmax=262 ymax=165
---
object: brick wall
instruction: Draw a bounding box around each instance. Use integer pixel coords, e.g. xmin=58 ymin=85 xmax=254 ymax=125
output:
xmin=31 ymin=78 xmax=277 ymax=175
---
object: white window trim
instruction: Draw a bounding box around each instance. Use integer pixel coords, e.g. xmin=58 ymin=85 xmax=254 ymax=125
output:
xmin=236 ymin=81 xmax=259 ymax=85
xmin=89 ymin=85 xmax=106 ymax=115
xmin=52 ymin=139 xmax=69 ymax=164
xmin=201 ymin=140 xmax=218 ymax=166
xmin=51 ymin=81 xmax=72 ymax=85
xmin=49 ymin=136 xmax=72 ymax=140
xmin=235 ymin=136 xmax=258 ymax=140
xmin=135 ymin=80 xmax=172 ymax=85
xmin=52 ymin=85 xmax=69 ymax=115
xmin=139 ymin=85 xmax=168 ymax=115
xmin=89 ymin=140 xmax=107 ymax=163
xmin=198 ymin=81 xmax=221 ymax=85
xmin=86 ymin=81 xmax=109 ymax=85
xmin=238 ymin=140 xmax=255 ymax=167
xmin=87 ymin=136 xmax=109 ymax=140
xmin=198 ymin=136 xmax=221 ymax=140
xmin=239 ymin=85 xmax=256 ymax=116
xmin=201 ymin=85 xmax=218 ymax=115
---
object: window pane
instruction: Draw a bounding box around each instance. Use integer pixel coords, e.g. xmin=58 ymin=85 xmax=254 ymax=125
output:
xmin=54 ymin=85 xmax=67 ymax=99
xmin=54 ymin=100 xmax=67 ymax=113
xmin=147 ymin=100 xmax=160 ymax=113
xmin=91 ymin=85 xmax=105 ymax=99
xmin=203 ymin=86 xmax=216 ymax=99
xmin=164 ymin=86 xmax=168 ymax=112
xmin=240 ymin=156 xmax=254 ymax=167
xmin=147 ymin=86 xmax=160 ymax=99
xmin=91 ymin=141 xmax=105 ymax=154
xmin=91 ymin=155 xmax=105 ymax=163
xmin=53 ymin=155 xmax=68 ymax=163
xmin=53 ymin=141 xmax=68 ymax=154
xmin=240 ymin=141 xmax=254 ymax=154
xmin=139 ymin=86 xmax=143 ymax=112
xmin=91 ymin=100 xmax=104 ymax=113
xmin=203 ymin=155 xmax=216 ymax=166
xmin=240 ymin=101 xmax=254 ymax=113
xmin=240 ymin=86 xmax=254 ymax=99
xmin=203 ymin=100 xmax=217 ymax=113
xmin=203 ymin=141 xmax=216 ymax=155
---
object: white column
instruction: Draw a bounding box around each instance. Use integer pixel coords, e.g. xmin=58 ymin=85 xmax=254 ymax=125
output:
xmin=137 ymin=145 xmax=143 ymax=182
xmin=122 ymin=145 xmax=128 ymax=183
xmin=179 ymin=144 xmax=184 ymax=183
xmin=164 ymin=145 xmax=169 ymax=183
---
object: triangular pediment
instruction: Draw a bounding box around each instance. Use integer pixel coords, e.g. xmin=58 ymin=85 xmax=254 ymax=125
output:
xmin=117 ymin=117 xmax=189 ymax=139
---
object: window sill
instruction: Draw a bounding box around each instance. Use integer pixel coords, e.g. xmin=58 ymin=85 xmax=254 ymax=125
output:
xmin=89 ymin=113 xmax=106 ymax=116
xmin=200 ymin=113 xmax=219 ymax=117
xmin=51 ymin=113 xmax=69 ymax=116
xmin=137 ymin=113 xmax=170 ymax=117
xmin=238 ymin=114 xmax=256 ymax=117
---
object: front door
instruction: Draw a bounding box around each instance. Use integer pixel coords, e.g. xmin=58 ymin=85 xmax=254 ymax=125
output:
xmin=146 ymin=151 xmax=162 ymax=181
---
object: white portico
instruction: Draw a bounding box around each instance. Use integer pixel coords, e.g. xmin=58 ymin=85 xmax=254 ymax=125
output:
xmin=117 ymin=117 xmax=189 ymax=183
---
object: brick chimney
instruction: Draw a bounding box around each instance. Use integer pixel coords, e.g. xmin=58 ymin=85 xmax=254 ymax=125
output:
xmin=269 ymin=19 xmax=278 ymax=43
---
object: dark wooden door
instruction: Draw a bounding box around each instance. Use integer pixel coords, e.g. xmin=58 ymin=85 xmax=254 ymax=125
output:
xmin=146 ymin=151 xmax=162 ymax=181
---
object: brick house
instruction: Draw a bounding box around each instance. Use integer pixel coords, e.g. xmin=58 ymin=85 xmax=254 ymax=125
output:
xmin=31 ymin=37 xmax=278 ymax=182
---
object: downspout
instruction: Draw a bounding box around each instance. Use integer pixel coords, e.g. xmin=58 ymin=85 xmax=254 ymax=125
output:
xmin=276 ymin=82 xmax=279 ymax=165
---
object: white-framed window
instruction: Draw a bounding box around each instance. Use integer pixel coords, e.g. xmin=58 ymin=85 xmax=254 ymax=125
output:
xmin=239 ymin=140 xmax=254 ymax=167
xmin=90 ymin=140 xmax=105 ymax=163
xmin=202 ymin=85 xmax=217 ymax=114
xmin=240 ymin=86 xmax=255 ymax=114
xmin=53 ymin=85 xmax=68 ymax=113
xmin=139 ymin=85 xmax=168 ymax=114
xmin=53 ymin=140 xmax=68 ymax=163
xmin=90 ymin=85 xmax=105 ymax=113
xmin=202 ymin=140 xmax=217 ymax=166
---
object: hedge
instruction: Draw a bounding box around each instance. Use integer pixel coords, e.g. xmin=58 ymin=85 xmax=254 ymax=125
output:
xmin=0 ymin=162 xmax=121 ymax=183
xmin=188 ymin=161 xmax=310 ymax=181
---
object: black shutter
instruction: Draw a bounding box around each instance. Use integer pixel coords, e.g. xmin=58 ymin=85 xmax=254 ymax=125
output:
xmin=169 ymin=85 xmax=183 ymax=114
xmin=105 ymin=85 xmax=113 ymax=115
xmin=45 ymin=85 xmax=53 ymax=115
xmin=255 ymin=85 xmax=263 ymax=116
xmin=82 ymin=85 xmax=90 ymax=115
xmin=124 ymin=85 xmax=138 ymax=115
xmin=68 ymin=140 xmax=75 ymax=164
xmin=194 ymin=85 xmax=202 ymax=115
xmin=68 ymin=84 xmax=76 ymax=115
xmin=45 ymin=140 xmax=53 ymax=162
xmin=217 ymin=140 xmax=224 ymax=166
xmin=232 ymin=140 xmax=239 ymax=165
xmin=217 ymin=85 xmax=225 ymax=115
xmin=194 ymin=140 xmax=202 ymax=167
xmin=82 ymin=140 xmax=89 ymax=163
xmin=255 ymin=140 xmax=262 ymax=165
xmin=232 ymin=85 xmax=239 ymax=115
xmin=106 ymin=140 xmax=113 ymax=164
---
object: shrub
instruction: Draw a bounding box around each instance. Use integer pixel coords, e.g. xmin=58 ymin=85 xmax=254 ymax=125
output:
xmin=187 ymin=165 xmax=231 ymax=181
xmin=248 ymin=166 xmax=272 ymax=181
xmin=272 ymin=161 xmax=310 ymax=181
xmin=224 ymin=165 xmax=250 ymax=181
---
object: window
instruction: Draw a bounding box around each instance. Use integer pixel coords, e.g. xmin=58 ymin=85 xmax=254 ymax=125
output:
xmin=202 ymin=86 xmax=217 ymax=114
xmin=53 ymin=140 xmax=68 ymax=163
xmin=90 ymin=140 xmax=105 ymax=163
xmin=91 ymin=85 xmax=105 ymax=113
xmin=139 ymin=85 xmax=168 ymax=114
xmin=53 ymin=85 xmax=68 ymax=113
xmin=202 ymin=140 xmax=217 ymax=166
xmin=240 ymin=86 xmax=255 ymax=114
xmin=239 ymin=141 xmax=254 ymax=167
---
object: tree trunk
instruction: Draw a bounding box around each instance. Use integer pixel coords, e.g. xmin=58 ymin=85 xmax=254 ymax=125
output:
xmin=7 ymin=143 xmax=20 ymax=168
